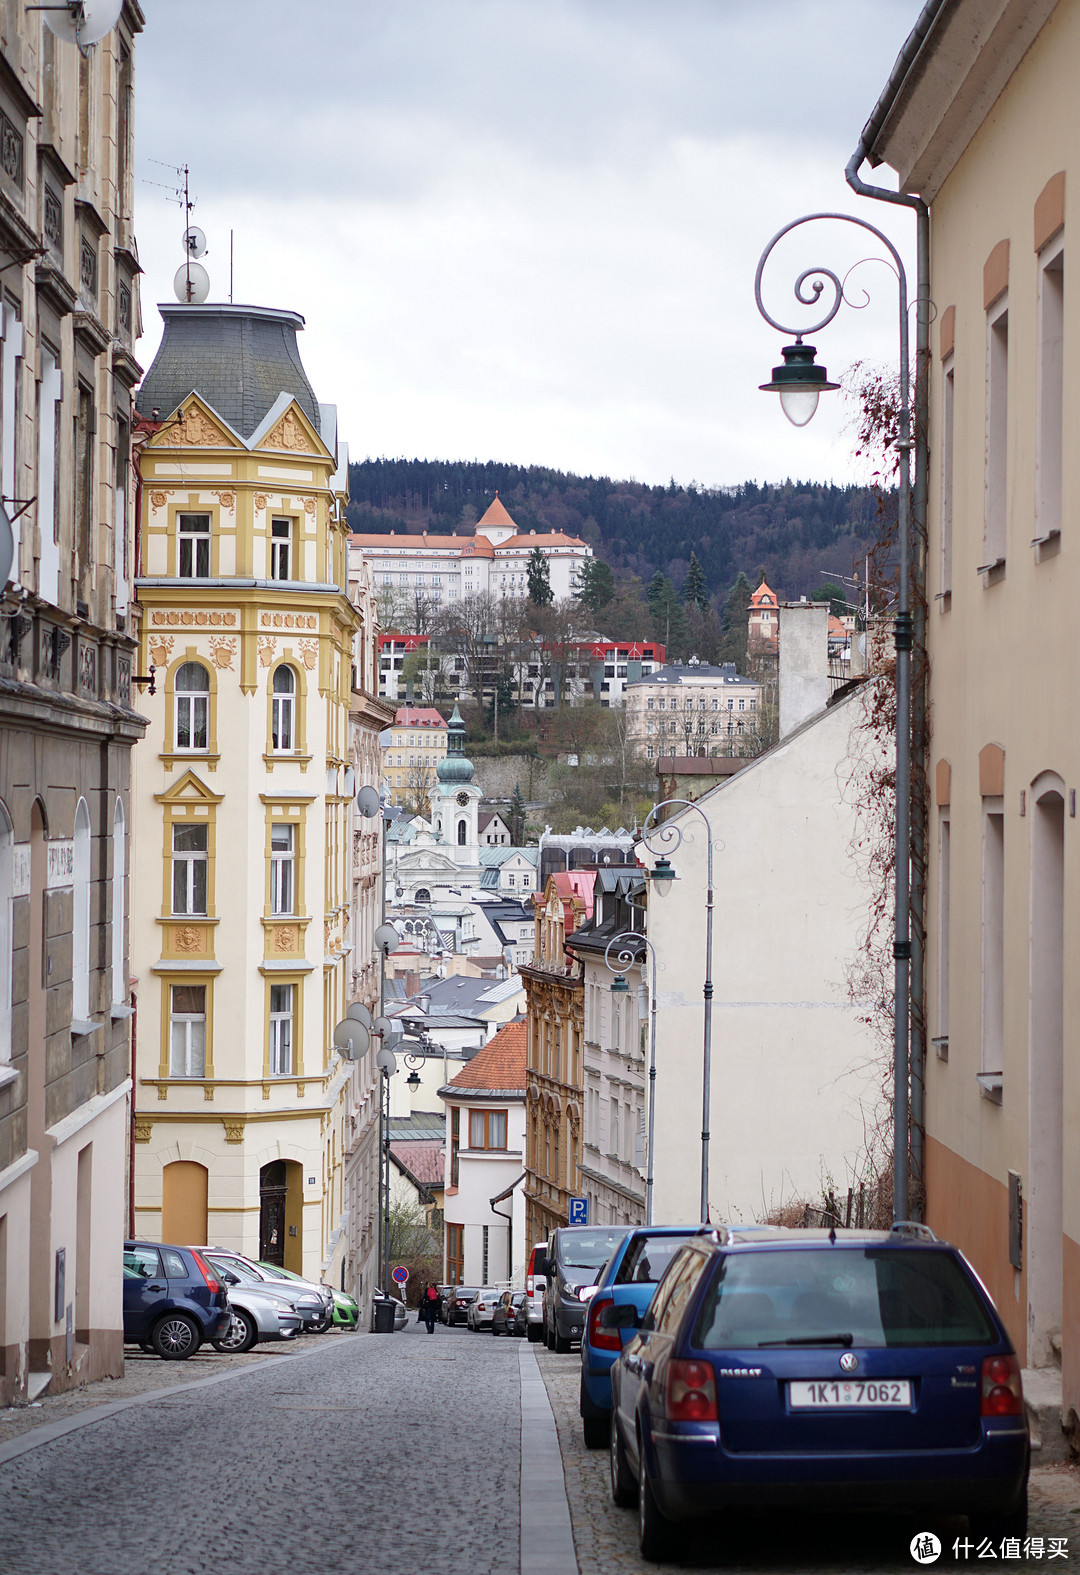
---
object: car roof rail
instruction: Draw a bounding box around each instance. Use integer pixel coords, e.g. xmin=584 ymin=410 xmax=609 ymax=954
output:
xmin=889 ymin=1220 xmax=938 ymax=1241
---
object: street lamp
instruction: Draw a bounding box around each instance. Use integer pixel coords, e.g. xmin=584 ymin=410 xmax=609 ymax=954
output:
xmin=605 ymin=929 xmax=660 ymax=1226
xmin=640 ymin=797 xmax=716 ymax=1223
xmin=754 ymin=212 xmax=913 ymax=1222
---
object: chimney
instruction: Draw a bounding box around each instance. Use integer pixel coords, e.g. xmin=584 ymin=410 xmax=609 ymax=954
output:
xmin=778 ymin=602 xmax=830 ymax=738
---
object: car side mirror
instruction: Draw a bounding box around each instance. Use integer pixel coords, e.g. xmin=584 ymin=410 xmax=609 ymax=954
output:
xmin=599 ymin=1303 xmax=640 ymax=1330
xmin=221 ymin=1271 xmax=240 ymax=1286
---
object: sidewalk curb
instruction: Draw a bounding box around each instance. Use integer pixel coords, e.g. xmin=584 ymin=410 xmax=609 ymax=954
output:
xmin=520 ymin=1344 xmax=579 ymax=1575
xmin=0 ymin=1335 xmax=355 ymax=1468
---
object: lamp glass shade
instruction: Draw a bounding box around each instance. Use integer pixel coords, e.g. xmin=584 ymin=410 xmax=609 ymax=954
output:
xmin=779 ymin=386 xmax=820 ymax=427
xmin=650 ymin=856 xmax=676 ymax=894
xmin=610 ymin=974 xmax=630 ymax=995
xmin=406 ymin=1070 xmax=421 ymax=1090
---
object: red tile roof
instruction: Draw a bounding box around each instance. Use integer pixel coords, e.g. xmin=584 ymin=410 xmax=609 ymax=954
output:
xmin=393 ymin=706 xmax=447 ymax=728
xmin=445 ymin=1021 xmax=527 ymax=1095
xmin=390 ymin=1141 xmax=445 ymax=1188
xmin=477 ymin=495 xmax=517 ymax=529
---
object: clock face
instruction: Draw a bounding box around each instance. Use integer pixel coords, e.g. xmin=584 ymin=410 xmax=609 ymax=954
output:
xmin=456 ymin=792 xmax=470 ymax=807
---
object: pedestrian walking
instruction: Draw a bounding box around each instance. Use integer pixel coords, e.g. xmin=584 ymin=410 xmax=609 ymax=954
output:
xmin=422 ymin=1281 xmax=438 ymax=1333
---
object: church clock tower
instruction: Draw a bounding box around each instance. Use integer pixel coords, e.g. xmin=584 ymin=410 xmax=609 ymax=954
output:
xmin=435 ymin=703 xmax=481 ymax=864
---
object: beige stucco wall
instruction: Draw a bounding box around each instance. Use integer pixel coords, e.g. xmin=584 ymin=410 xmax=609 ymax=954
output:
xmin=644 ymin=688 xmax=888 ymax=1226
xmin=920 ymin=0 xmax=1080 ymax=1382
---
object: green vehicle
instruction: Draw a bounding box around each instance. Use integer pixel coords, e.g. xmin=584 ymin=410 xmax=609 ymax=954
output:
xmin=254 ymin=1262 xmax=358 ymax=1330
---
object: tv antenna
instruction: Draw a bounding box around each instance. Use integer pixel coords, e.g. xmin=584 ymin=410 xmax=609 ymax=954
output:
xmin=145 ymin=162 xmax=211 ymax=304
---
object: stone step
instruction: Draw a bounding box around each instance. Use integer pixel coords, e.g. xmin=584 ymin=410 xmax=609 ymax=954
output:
xmin=26 ymin=1372 xmax=51 ymax=1402
xmin=1022 ymin=1366 xmax=1071 ymax=1464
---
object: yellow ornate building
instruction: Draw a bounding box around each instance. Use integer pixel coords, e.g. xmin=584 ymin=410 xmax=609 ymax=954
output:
xmin=522 ymin=872 xmax=588 ymax=1248
xmin=131 ymin=303 xmax=360 ymax=1283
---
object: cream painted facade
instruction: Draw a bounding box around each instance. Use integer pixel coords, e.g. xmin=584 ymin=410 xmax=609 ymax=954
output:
xmin=640 ymin=687 xmax=888 ymax=1226
xmin=131 ymin=313 xmax=361 ymax=1287
xmin=869 ymin=0 xmax=1080 ymax=1427
xmin=625 ymin=663 xmax=764 ymax=763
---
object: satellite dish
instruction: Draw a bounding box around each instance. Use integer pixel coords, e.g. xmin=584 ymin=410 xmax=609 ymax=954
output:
xmin=356 ymin=784 xmax=381 ymax=819
xmin=0 ymin=504 xmax=13 ymax=590
xmin=372 ymin=1017 xmax=393 ymax=1037
xmin=173 ymin=262 xmax=210 ymax=305
xmin=333 ymin=1019 xmax=369 ymax=1059
xmin=373 ymin=923 xmax=400 ymax=956
xmin=346 ymin=1002 xmax=372 ymax=1028
xmin=375 ymin=1045 xmax=397 ymax=1076
xmin=44 ymin=0 xmax=123 ymax=46
xmin=182 ymin=226 xmax=207 ymax=259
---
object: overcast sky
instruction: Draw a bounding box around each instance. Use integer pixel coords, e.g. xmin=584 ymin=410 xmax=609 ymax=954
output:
xmin=134 ymin=0 xmax=923 ymax=490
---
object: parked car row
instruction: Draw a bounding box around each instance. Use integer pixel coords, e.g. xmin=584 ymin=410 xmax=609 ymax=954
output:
xmin=122 ymin=1239 xmax=359 ymax=1360
xmin=538 ymin=1221 xmax=1031 ymax=1564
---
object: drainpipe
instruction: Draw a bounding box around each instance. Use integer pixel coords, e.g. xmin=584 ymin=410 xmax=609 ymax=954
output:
xmin=129 ymin=989 xmax=137 ymax=1237
xmin=846 ymin=118 xmax=931 ymax=1217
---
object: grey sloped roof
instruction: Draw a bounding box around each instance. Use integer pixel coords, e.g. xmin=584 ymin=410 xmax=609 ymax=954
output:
xmin=136 ymin=303 xmax=320 ymax=439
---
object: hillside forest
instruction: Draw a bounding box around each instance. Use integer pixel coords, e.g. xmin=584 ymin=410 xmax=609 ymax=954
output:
xmin=347 ymin=457 xmax=880 ymax=663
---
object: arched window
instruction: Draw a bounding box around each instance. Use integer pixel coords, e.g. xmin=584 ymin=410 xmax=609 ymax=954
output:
xmin=272 ymin=666 xmax=295 ymax=752
xmin=415 ymin=888 xmax=431 ymax=904
xmin=457 ymin=819 xmax=467 ymax=846
xmin=111 ymin=798 xmax=126 ymax=1006
xmin=175 ymin=662 xmax=210 ymax=751
xmin=0 ymin=800 xmax=12 ymax=1065
xmin=72 ymin=798 xmax=91 ymax=1023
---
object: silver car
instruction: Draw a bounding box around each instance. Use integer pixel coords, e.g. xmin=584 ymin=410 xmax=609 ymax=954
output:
xmin=214 ymin=1281 xmax=303 ymax=1352
xmin=198 ymin=1248 xmax=333 ymax=1331
xmin=467 ymin=1288 xmax=501 ymax=1331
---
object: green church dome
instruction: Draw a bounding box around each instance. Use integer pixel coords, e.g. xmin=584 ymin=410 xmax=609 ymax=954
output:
xmin=436 ymin=702 xmax=475 ymax=784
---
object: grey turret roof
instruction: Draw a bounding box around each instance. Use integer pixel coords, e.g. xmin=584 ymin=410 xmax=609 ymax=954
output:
xmin=136 ymin=303 xmax=320 ymax=439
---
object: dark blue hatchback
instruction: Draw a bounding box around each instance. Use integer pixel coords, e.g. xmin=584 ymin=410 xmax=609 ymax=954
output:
xmin=123 ymin=1240 xmax=231 ymax=1359
xmin=608 ymin=1227 xmax=1030 ymax=1562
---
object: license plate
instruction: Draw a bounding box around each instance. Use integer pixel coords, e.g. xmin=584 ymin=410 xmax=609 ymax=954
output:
xmin=789 ymin=1379 xmax=912 ymax=1409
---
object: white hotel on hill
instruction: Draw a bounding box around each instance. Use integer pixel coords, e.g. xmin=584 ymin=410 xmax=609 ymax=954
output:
xmin=349 ymin=496 xmax=591 ymax=603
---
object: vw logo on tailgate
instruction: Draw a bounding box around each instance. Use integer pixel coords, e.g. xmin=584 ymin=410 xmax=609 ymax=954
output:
xmin=839 ymin=1351 xmax=859 ymax=1373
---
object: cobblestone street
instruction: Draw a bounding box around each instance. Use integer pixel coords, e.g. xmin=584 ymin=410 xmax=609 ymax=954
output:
xmin=0 ymin=1322 xmax=525 ymax=1575
xmin=1 ymin=1324 xmax=1077 ymax=1575
xmin=534 ymin=1345 xmax=1080 ymax=1574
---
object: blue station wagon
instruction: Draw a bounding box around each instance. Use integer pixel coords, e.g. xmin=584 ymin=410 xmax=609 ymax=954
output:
xmin=608 ymin=1227 xmax=1029 ymax=1562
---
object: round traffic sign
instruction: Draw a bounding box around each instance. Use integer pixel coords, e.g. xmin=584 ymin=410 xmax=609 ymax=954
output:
xmin=391 ymin=1265 xmax=408 ymax=1285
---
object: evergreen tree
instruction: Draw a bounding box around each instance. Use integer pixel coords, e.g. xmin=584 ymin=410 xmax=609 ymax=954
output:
xmin=646 ymin=570 xmax=671 ymax=623
xmin=683 ymin=551 xmax=709 ymax=612
xmin=646 ymin=571 xmax=689 ymax=657
xmin=526 ymin=545 xmax=553 ymax=607
xmin=574 ymin=556 xmax=616 ymax=617
xmin=721 ymin=571 xmax=753 ymax=671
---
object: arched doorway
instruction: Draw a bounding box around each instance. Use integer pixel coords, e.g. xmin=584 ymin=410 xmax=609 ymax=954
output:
xmin=161 ymin=1161 xmax=208 ymax=1245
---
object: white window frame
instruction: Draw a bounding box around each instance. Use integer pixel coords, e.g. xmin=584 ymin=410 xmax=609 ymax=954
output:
xmin=270 ymin=517 xmax=291 ymax=581
xmin=270 ymin=823 xmax=295 ymax=915
xmin=175 ymin=663 xmax=210 ymax=752
xmin=72 ymin=798 xmax=91 ymax=1023
xmin=269 ymin=983 xmax=293 ymax=1076
xmin=178 ymin=512 xmax=211 ymax=578
xmin=169 ymin=984 xmax=206 ymax=1077
xmin=111 ymin=798 xmax=126 ymax=1005
xmin=172 ymin=822 xmax=208 ymax=916
xmin=271 ymin=666 xmax=296 ymax=752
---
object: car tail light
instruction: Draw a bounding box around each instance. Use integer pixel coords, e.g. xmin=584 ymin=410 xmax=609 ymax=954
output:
xmin=981 ymin=1353 xmax=1023 ymax=1417
xmin=665 ymin=1359 xmax=718 ymax=1422
xmin=587 ymin=1295 xmax=621 ymax=1353
xmin=190 ymin=1250 xmax=222 ymax=1295
xmin=526 ymin=1276 xmax=535 ymax=1295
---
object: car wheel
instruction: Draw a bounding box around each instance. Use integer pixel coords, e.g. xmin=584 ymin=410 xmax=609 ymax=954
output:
xmin=151 ymin=1312 xmax=201 ymax=1360
xmin=310 ymin=1312 xmax=333 ymax=1334
xmin=542 ymin=1320 xmax=552 ymax=1349
xmin=971 ymin=1483 xmax=1029 ymax=1544
xmin=555 ymin=1327 xmax=572 ymax=1354
xmin=527 ymin=1322 xmax=541 ymax=1343
xmin=609 ymin=1412 xmax=637 ymax=1508
xmin=491 ymin=1322 xmax=501 ymax=1336
xmin=638 ymin=1437 xmax=678 ymax=1562
xmin=211 ymin=1309 xmax=258 ymax=1354
xmin=583 ymin=1413 xmax=608 ymax=1449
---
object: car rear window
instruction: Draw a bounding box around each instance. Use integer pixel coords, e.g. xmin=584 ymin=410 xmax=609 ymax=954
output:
xmin=615 ymin=1233 xmax=703 ymax=1286
xmin=558 ymin=1228 xmax=627 ymax=1269
xmin=694 ymin=1248 xmax=998 ymax=1349
xmin=161 ymin=1249 xmax=188 ymax=1278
